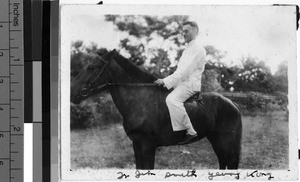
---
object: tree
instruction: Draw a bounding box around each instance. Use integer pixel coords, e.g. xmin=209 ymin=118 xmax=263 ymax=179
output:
xmin=205 ymin=45 xmax=226 ymax=62
xmin=104 ymin=15 xmax=278 ymax=93
xmin=273 ymin=61 xmax=288 ymax=93
xmin=105 ymin=15 xmax=188 ymax=78
xmin=70 ymin=40 xmax=107 ymax=80
xmin=105 ymin=16 xmax=233 ymax=91
xmin=232 ymin=56 xmax=275 ymax=93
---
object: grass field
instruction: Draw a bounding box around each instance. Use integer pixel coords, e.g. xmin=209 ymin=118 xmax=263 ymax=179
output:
xmin=71 ymin=110 xmax=288 ymax=170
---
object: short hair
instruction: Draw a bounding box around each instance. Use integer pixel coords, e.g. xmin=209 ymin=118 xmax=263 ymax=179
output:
xmin=182 ymin=21 xmax=199 ymax=33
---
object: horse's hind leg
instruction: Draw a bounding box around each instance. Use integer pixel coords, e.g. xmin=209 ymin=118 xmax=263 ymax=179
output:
xmin=227 ymin=120 xmax=242 ymax=169
xmin=207 ymin=133 xmax=227 ymax=169
xmin=207 ymin=131 xmax=240 ymax=169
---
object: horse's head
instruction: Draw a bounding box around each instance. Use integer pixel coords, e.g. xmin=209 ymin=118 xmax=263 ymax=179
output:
xmin=70 ymin=50 xmax=116 ymax=104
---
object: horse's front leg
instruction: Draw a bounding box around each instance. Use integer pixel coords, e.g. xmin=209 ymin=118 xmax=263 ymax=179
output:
xmin=133 ymin=141 xmax=143 ymax=169
xmin=132 ymin=139 xmax=156 ymax=169
xmin=140 ymin=141 xmax=156 ymax=169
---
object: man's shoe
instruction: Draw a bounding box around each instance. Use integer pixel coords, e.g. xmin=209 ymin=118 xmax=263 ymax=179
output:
xmin=178 ymin=133 xmax=198 ymax=145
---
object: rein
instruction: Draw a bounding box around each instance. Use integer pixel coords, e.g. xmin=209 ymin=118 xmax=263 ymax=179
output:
xmin=91 ymin=81 xmax=158 ymax=94
xmin=107 ymin=83 xmax=157 ymax=86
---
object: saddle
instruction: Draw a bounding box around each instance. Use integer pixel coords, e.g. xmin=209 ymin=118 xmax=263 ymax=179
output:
xmin=185 ymin=92 xmax=209 ymax=115
xmin=186 ymin=92 xmax=203 ymax=104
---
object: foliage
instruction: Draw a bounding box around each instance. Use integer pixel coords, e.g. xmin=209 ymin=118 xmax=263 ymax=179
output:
xmin=232 ymin=57 xmax=276 ymax=93
xmin=71 ymin=92 xmax=122 ymax=129
xmin=70 ymin=15 xmax=288 ymax=94
xmin=204 ymin=55 xmax=283 ymax=93
xmin=273 ymin=61 xmax=288 ymax=93
xmin=225 ymin=91 xmax=288 ymax=114
xmin=71 ymin=40 xmax=107 ymax=80
xmin=244 ymin=92 xmax=286 ymax=112
xmin=71 ymin=103 xmax=93 ymax=129
xmin=104 ymin=15 xmax=289 ymax=94
xmin=105 ymin=15 xmax=188 ymax=78
xmin=205 ymin=56 xmax=287 ymax=94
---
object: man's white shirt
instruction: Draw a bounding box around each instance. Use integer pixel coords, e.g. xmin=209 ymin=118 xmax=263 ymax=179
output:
xmin=163 ymin=38 xmax=206 ymax=91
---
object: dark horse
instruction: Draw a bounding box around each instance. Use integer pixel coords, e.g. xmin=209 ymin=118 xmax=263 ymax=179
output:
xmin=71 ymin=49 xmax=242 ymax=169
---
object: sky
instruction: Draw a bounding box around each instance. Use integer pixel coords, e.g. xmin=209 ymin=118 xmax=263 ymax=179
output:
xmin=67 ymin=5 xmax=296 ymax=74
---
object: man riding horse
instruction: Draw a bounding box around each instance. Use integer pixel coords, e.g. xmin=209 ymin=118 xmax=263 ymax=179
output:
xmin=155 ymin=21 xmax=206 ymax=145
xmin=71 ymin=20 xmax=242 ymax=169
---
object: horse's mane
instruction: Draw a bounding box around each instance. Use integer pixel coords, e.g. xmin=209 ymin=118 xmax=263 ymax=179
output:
xmin=111 ymin=50 xmax=157 ymax=83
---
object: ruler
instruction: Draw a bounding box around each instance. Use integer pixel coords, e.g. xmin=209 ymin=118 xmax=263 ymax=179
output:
xmin=0 ymin=0 xmax=24 ymax=181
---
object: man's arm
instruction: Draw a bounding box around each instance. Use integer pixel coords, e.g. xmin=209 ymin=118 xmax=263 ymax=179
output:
xmin=163 ymin=47 xmax=206 ymax=89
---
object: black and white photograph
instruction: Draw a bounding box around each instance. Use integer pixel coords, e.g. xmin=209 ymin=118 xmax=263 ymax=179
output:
xmin=59 ymin=3 xmax=298 ymax=181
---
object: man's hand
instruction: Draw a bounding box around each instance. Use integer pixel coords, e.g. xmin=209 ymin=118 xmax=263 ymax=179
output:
xmin=154 ymin=79 xmax=165 ymax=86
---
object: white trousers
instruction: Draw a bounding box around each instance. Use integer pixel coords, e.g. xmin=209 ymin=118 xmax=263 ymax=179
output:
xmin=165 ymin=84 xmax=196 ymax=131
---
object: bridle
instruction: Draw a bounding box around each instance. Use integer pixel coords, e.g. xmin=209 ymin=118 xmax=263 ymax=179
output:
xmin=78 ymin=55 xmax=110 ymax=99
xmin=75 ymin=52 xmax=158 ymax=101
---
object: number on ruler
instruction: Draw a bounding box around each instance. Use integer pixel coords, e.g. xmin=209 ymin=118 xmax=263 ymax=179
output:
xmin=0 ymin=79 xmax=3 ymax=83
xmin=0 ymin=24 xmax=2 ymax=28
xmin=0 ymin=107 xmax=3 ymax=111
xmin=0 ymin=161 xmax=3 ymax=165
xmin=0 ymin=52 xmax=3 ymax=56
xmin=14 ymin=127 xmax=20 ymax=131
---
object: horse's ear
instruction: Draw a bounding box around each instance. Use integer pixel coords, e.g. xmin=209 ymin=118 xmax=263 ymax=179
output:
xmin=96 ymin=49 xmax=109 ymax=57
xmin=111 ymin=49 xmax=117 ymax=55
xmin=106 ymin=49 xmax=117 ymax=58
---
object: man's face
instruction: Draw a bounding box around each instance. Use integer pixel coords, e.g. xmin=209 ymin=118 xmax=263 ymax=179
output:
xmin=182 ymin=24 xmax=197 ymax=43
